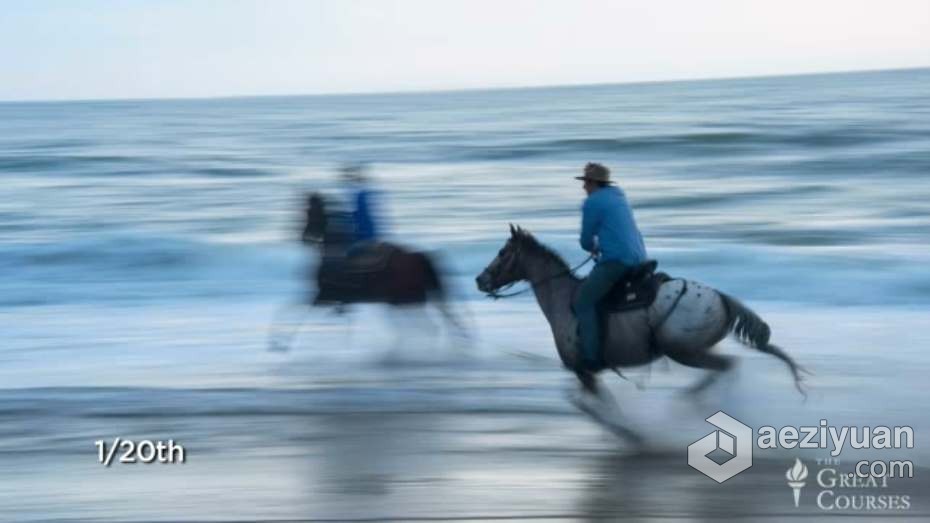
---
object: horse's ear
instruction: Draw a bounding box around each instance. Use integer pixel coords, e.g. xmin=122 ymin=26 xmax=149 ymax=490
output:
xmin=509 ymin=223 xmax=517 ymax=236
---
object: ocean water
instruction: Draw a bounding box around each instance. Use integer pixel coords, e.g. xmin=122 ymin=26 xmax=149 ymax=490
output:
xmin=3 ymin=68 xmax=929 ymax=308
xmin=2 ymin=68 xmax=929 ymax=520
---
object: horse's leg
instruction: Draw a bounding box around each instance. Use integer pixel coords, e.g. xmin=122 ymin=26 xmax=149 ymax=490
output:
xmin=666 ymin=349 xmax=735 ymax=395
xmin=575 ymin=369 xmax=600 ymax=396
xmin=571 ymin=370 xmax=615 ymax=413
xmin=434 ymin=299 xmax=462 ymax=333
xmin=340 ymin=304 xmax=354 ymax=347
xmin=409 ymin=303 xmax=439 ymax=343
xmin=380 ymin=304 xmax=435 ymax=362
xmin=268 ymin=301 xmax=310 ymax=352
xmin=408 ymin=251 xmax=472 ymax=345
xmin=385 ymin=305 xmax=406 ymax=354
xmin=433 ymin=298 xmax=473 ymax=347
xmin=756 ymin=343 xmax=810 ymax=397
xmin=567 ymin=370 xmax=645 ymax=446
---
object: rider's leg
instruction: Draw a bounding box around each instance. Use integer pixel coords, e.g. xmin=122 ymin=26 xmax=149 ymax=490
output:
xmin=573 ymin=261 xmax=629 ymax=370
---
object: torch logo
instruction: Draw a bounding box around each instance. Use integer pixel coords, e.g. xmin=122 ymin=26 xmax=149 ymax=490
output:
xmin=786 ymin=458 xmax=809 ymax=507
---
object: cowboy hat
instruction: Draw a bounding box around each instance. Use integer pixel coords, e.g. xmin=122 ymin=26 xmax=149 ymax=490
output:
xmin=574 ymin=162 xmax=613 ymax=183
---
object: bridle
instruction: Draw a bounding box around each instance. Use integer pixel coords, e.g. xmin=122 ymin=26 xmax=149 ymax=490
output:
xmin=485 ymin=252 xmax=594 ymax=299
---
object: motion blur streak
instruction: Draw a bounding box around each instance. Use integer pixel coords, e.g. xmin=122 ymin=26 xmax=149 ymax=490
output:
xmin=1 ymin=69 xmax=929 ymax=520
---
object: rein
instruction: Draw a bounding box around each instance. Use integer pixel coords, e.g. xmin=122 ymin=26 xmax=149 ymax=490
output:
xmin=486 ymin=253 xmax=594 ymax=300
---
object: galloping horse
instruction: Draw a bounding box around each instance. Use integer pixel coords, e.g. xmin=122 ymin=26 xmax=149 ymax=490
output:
xmin=269 ymin=193 xmax=468 ymax=351
xmin=476 ymin=226 xmax=807 ymax=400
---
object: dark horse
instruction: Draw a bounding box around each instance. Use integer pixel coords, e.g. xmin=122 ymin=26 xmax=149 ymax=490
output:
xmin=268 ymin=193 xmax=468 ymax=351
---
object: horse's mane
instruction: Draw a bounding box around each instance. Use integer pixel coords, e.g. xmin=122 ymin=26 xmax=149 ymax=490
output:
xmin=511 ymin=226 xmax=573 ymax=275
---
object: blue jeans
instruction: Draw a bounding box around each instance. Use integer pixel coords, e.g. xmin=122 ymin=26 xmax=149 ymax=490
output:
xmin=573 ymin=261 xmax=630 ymax=369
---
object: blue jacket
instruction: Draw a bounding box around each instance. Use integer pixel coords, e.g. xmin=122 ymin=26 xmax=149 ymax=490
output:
xmin=352 ymin=188 xmax=378 ymax=243
xmin=580 ymin=186 xmax=647 ymax=266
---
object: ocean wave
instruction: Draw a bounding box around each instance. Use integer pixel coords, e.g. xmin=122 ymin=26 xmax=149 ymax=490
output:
xmin=0 ymin=153 xmax=148 ymax=173
xmin=7 ymin=138 xmax=95 ymax=151
xmin=0 ymin=235 xmax=303 ymax=305
xmin=455 ymin=134 xmax=759 ymax=161
xmin=191 ymin=166 xmax=278 ymax=177
xmin=635 ymin=184 xmax=834 ymax=210
xmin=7 ymin=236 xmax=208 ymax=271
xmin=0 ymin=154 xmax=283 ymax=178
xmin=451 ymin=127 xmax=925 ymax=162
xmin=1 ymin=69 xmax=927 ymax=309
xmin=3 ymin=230 xmax=929 ymax=307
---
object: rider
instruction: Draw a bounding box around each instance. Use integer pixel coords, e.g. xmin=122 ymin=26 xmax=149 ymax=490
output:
xmin=341 ymin=163 xmax=393 ymax=274
xmin=341 ymin=164 xmax=380 ymax=250
xmin=574 ymin=162 xmax=648 ymax=371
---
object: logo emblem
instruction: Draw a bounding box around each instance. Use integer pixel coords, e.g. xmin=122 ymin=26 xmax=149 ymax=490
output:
xmin=786 ymin=458 xmax=809 ymax=507
xmin=688 ymin=411 xmax=753 ymax=483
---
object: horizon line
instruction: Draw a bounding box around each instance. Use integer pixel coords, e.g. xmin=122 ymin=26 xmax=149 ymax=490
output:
xmin=1 ymin=65 xmax=927 ymax=105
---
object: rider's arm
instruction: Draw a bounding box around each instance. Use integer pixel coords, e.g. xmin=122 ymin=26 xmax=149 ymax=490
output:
xmin=579 ymin=197 xmax=600 ymax=253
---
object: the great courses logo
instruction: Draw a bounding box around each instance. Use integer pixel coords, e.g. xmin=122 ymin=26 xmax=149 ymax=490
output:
xmin=785 ymin=457 xmax=912 ymax=511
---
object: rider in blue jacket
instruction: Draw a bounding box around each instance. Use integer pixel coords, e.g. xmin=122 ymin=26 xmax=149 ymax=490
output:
xmin=575 ymin=162 xmax=647 ymax=371
xmin=341 ymin=164 xmax=380 ymax=251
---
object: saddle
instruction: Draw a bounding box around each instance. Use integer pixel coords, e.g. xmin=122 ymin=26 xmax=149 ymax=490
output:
xmin=346 ymin=242 xmax=398 ymax=275
xmin=315 ymin=242 xmax=400 ymax=303
xmin=600 ymin=260 xmax=669 ymax=312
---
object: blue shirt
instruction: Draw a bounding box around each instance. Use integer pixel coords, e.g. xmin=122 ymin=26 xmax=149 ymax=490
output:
xmin=352 ymin=187 xmax=378 ymax=243
xmin=580 ymin=186 xmax=647 ymax=266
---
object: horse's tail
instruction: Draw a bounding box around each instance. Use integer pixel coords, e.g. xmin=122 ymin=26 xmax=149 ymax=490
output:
xmin=720 ymin=292 xmax=809 ymax=397
xmin=720 ymin=292 xmax=771 ymax=348
xmin=419 ymin=251 xmax=473 ymax=340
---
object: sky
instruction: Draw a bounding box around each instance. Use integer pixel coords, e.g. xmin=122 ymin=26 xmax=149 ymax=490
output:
xmin=1 ymin=0 xmax=928 ymax=101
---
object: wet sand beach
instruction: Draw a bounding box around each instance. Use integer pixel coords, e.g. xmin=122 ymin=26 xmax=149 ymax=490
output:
xmin=1 ymin=301 xmax=928 ymax=521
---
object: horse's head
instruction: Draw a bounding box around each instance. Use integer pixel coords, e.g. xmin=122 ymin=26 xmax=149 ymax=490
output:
xmin=475 ymin=224 xmax=531 ymax=294
xmin=302 ymin=192 xmax=327 ymax=243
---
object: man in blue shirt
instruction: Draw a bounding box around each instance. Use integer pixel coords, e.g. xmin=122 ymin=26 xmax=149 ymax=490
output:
xmin=574 ymin=162 xmax=648 ymax=371
xmin=341 ymin=164 xmax=379 ymax=248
